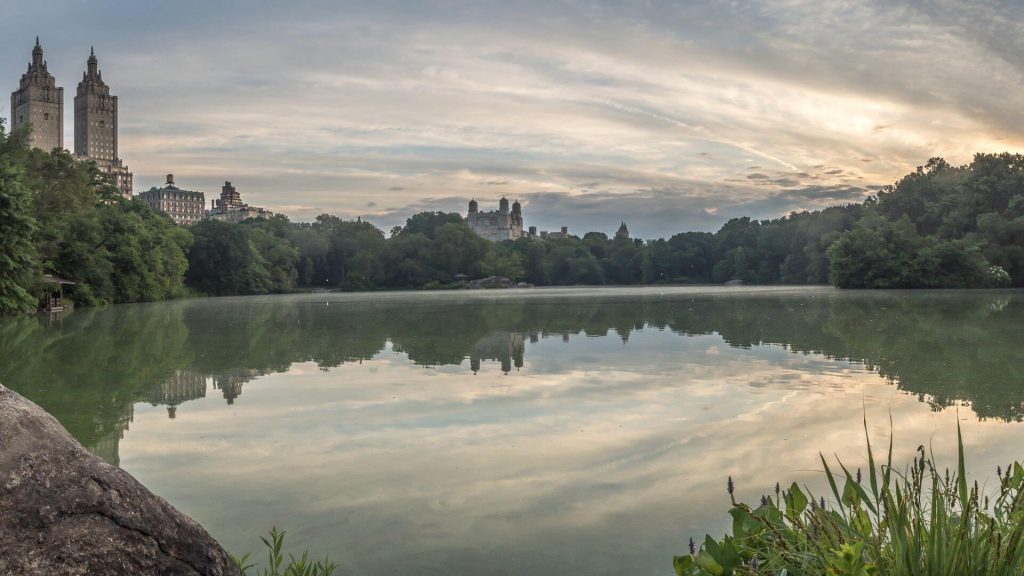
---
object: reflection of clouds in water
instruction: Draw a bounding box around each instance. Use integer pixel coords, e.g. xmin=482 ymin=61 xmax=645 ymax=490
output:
xmin=120 ymin=327 xmax=1024 ymax=576
xmin=8 ymin=288 xmax=1024 ymax=575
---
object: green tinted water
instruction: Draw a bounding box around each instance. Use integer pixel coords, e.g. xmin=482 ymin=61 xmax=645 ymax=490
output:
xmin=2 ymin=287 xmax=1023 ymax=575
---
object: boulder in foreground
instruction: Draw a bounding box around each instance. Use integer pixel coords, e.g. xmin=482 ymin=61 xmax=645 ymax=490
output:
xmin=0 ymin=384 xmax=239 ymax=576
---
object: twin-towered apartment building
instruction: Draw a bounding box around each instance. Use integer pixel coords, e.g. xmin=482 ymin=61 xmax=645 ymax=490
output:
xmin=11 ymin=38 xmax=132 ymax=196
xmin=10 ymin=38 xmax=270 ymax=226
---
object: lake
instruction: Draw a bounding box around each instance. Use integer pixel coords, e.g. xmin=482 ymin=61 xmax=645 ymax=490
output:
xmin=2 ymin=286 xmax=1023 ymax=575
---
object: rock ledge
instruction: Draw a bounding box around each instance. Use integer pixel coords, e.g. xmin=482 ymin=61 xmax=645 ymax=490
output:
xmin=0 ymin=384 xmax=239 ymax=576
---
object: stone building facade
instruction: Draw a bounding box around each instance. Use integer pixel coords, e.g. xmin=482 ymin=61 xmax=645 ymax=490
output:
xmin=466 ymin=197 xmax=524 ymax=241
xmin=137 ymin=174 xmax=206 ymax=226
xmin=206 ymin=181 xmax=272 ymax=223
xmin=11 ymin=38 xmax=63 ymax=152
xmin=525 ymin=225 xmax=570 ymax=240
xmin=74 ymin=48 xmax=133 ymax=196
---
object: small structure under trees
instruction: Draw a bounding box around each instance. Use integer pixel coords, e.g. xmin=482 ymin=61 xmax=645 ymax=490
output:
xmin=40 ymin=275 xmax=74 ymax=313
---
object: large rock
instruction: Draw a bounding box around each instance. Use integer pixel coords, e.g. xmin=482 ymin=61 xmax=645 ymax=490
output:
xmin=0 ymin=384 xmax=239 ymax=576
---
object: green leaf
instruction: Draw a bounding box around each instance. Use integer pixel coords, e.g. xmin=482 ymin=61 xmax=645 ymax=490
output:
xmin=729 ymin=506 xmax=758 ymax=539
xmin=787 ymin=482 xmax=809 ymax=519
xmin=694 ymin=551 xmax=724 ymax=576
xmin=957 ymin=417 xmax=969 ymax=509
xmin=716 ymin=536 xmax=743 ymax=571
xmin=853 ymin=508 xmax=873 ymax=538
xmin=839 ymin=460 xmax=877 ymax=515
xmin=672 ymin=555 xmax=694 ymax=576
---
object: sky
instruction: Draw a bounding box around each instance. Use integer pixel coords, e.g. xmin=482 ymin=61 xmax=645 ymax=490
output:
xmin=4 ymin=0 xmax=1024 ymax=239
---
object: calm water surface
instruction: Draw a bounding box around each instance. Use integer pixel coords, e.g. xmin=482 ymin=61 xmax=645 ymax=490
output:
xmin=3 ymin=287 xmax=1024 ymax=575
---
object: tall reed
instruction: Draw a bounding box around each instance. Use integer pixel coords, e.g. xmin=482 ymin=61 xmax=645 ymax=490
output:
xmin=675 ymin=416 xmax=1024 ymax=575
xmin=234 ymin=527 xmax=337 ymax=576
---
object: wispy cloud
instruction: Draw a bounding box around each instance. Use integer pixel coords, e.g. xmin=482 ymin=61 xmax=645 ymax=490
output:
xmin=6 ymin=0 xmax=1024 ymax=237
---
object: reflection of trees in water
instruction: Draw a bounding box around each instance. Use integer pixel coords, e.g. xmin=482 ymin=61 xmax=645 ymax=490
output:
xmin=1 ymin=291 xmax=1023 ymax=465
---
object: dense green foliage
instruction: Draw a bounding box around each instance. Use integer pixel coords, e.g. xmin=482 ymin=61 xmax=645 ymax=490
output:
xmin=209 ymin=153 xmax=1024 ymax=291
xmin=6 ymin=111 xmax=1024 ymax=312
xmin=0 ymin=123 xmax=38 ymax=313
xmin=675 ymin=422 xmax=1024 ymax=575
xmin=0 ymin=122 xmax=191 ymax=310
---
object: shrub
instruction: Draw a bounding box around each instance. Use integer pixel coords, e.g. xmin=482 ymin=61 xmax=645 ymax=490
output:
xmin=675 ymin=419 xmax=1024 ymax=575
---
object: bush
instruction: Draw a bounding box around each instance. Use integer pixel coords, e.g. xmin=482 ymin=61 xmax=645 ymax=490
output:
xmin=675 ymin=420 xmax=1024 ymax=575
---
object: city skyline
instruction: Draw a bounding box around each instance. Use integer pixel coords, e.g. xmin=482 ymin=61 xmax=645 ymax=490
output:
xmin=5 ymin=1 xmax=1024 ymax=238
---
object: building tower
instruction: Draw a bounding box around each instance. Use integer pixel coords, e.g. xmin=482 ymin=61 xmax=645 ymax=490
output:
xmin=10 ymin=37 xmax=64 ymax=152
xmin=74 ymin=47 xmax=133 ymax=196
xmin=216 ymin=181 xmax=243 ymax=210
xmin=466 ymin=197 xmax=525 ymax=241
xmin=615 ymin=222 xmax=630 ymax=240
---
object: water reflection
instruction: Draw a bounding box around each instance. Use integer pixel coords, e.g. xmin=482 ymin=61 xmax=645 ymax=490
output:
xmin=2 ymin=289 xmax=1024 ymax=467
xmin=3 ymin=288 xmax=1024 ymax=575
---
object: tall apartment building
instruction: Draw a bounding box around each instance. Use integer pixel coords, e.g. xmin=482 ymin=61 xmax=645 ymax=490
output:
xmin=10 ymin=37 xmax=63 ymax=152
xmin=74 ymin=48 xmax=133 ymax=196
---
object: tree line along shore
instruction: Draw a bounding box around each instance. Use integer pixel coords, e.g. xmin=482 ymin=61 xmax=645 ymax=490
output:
xmin=3 ymin=121 xmax=1024 ymax=314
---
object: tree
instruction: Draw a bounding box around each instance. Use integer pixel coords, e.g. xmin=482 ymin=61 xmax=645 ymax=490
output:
xmin=828 ymin=214 xmax=995 ymax=288
xmin=481 ymin=244 xmax=525 ymax=280
xmin=0 ymin=122 xmax=38 ymax=313
xmin=186 ymin=220 xmax=271 ymax=295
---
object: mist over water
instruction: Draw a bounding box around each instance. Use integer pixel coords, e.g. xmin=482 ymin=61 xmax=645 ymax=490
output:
xmin=3 ymin=287 xmax=1023 ymax=575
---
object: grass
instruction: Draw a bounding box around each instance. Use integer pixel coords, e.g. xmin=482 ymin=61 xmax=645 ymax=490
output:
xmin=674 ymin=415 xmax=1024 ymax=575
xmin=234 ymin=527 xmax=337 ymax=576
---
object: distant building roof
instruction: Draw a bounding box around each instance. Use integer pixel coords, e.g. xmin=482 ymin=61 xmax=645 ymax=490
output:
xmin=42 ymin=274 xmax=75 ymax=285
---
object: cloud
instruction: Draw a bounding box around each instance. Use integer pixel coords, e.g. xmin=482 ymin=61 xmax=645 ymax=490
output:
xmin=5 ymin=0 xmax=1024 ymax=237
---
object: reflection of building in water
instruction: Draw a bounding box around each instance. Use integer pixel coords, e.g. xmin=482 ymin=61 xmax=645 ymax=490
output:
xmin=470 ymin=331 xmax=525 ymax=374
xmin=212 ymin=368 xmax=263 ymax=404
xmin=89 ymin=404 xmax=134 ymax=467
xmin=144 ymin=368 xmax=264 ymax=418
xmin=147 ymin=370 xmax=207 ymax=419
xmin=467 ymin=329 xmax=633 ymax=373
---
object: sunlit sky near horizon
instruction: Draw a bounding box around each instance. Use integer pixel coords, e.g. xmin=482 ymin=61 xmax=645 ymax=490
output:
xmin=5 ymin=0 xmax=1024 ymax=238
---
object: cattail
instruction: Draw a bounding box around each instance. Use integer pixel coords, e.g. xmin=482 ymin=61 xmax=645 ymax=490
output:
xmin=998 ymin=465 xmax=1003 ymax=478
xmin=728 ymin=476 xmax=735 ymax=496
xmin=820 ymin=496 xmax=826 ymax=509
xmin=761 ymin=494 xmax=768 ymax=506
xmin=775 ymin=482 xmax=781 ymax=500
xmin=688 ymin=537 xmax=696 ymax=555
xmin=856 ymin=468 xmax=862 ymax=483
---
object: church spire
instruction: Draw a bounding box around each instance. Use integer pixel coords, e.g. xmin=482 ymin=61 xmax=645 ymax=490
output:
xmin=87 ymin=46 xmax=98 ymax=77
xmin=32 ymin=36 xmax=43 ymax=68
